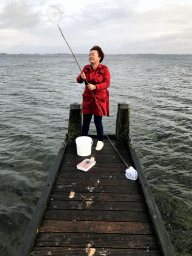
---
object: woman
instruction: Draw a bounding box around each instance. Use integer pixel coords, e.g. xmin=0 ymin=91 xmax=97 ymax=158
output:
xmin=77 ymin=46 xmax=110 ymax=151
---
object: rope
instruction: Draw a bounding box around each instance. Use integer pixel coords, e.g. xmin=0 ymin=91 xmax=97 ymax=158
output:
xmin=106 ymin=134 xmax=130 ymax=169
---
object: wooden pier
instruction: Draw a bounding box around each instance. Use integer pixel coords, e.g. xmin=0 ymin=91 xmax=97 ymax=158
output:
xmin=17 ymin=103 xmax=175 ymax=256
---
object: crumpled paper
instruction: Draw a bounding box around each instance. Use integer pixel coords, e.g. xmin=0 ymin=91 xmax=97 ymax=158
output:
xmin=125 ymin=166 xmax=138 ymax=180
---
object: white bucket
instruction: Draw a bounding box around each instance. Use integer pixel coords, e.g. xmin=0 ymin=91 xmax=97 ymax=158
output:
xmin=75 ymin=136 xmax=93 ymax=156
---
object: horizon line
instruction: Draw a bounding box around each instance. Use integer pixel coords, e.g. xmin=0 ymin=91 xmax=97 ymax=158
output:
xmin=1 ymin=53 xmax=192 ymax=55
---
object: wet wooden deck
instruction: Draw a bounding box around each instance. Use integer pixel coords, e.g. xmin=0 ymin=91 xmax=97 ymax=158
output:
xmin=29 ymin=136 xmax=163 ymax=256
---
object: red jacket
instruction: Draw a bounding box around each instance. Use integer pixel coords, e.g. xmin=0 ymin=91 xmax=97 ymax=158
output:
xmin=77 ymin=64 xmax=110 ymax=116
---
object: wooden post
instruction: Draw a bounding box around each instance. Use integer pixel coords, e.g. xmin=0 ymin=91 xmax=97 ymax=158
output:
xmin=116 ymin=102 xmax=130 ymax=141
xmin=68 ymin=103 xmax=82 ymax=141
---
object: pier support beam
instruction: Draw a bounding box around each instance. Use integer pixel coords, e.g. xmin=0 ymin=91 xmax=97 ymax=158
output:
xmin=68 ymin=103 xmax=82 ymax=141
xmin=116 ymin=102 xmax=130 ymax=141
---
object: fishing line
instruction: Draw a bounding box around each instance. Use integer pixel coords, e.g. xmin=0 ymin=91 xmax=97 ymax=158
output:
xmin=47 ymin=4 xmax=136 ymax=175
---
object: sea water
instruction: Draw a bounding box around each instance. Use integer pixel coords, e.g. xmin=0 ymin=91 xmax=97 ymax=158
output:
xmin=0 ymin=54 xmax=192 ymax=255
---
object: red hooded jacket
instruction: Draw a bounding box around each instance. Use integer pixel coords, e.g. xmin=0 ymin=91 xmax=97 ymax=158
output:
xmin=77 ymin=64 xmax=110 ymax=116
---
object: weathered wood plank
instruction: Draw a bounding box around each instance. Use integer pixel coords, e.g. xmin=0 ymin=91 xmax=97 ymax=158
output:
xmin=64 ymin=148 xmax=131 ymax=157
xmin=50 ymin=192 xmax=143 ymax=202
xmin=63 ymin=153 xmax=131 ymax=163
xmin=58 ymin=169 xmax=128 ymax=178
xmin=62 ymin=157 xmax=130 ymax=165
xmin=31 ymin=247 xmax=161 ymax=256
xmin=62 ymin=157 xmax=125 ymax=163
xmin=44 ymin=209 xmax=150 ymax=222
xmin=35 ymin=233 xmax=158 ymax=249
xmin=39 ymin=220 xmax=153 ymax=234
xmin=52 ymin=184 xmax=141 ymax=193
xmin=61 ymin=161 xmax=127 ymax=169
xmin=60 ymin=165 xmax=129 ymax=174
xmin=47 ymin=200 xmax=146 ymax=211
xmin=55 ymin=177 xmax=139 ymax=186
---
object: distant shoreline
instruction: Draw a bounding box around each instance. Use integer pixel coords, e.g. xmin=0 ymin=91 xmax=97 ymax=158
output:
xmin=1 ymin=53 xmax=191 ymax=56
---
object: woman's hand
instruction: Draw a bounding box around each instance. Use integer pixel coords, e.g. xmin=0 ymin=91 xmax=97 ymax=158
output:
xmin=87 ymin=83 xmax=97 ymax=91
xmin=81 ymin=72 xmax=86 ymax=80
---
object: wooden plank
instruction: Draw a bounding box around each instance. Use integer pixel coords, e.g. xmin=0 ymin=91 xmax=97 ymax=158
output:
xmin=61 ymin=161 xmax=127 ymax=168
xmin=64 ymin=148 xmax=131 ymax=156
xmin=62 ymin=157 xmax=125 ymax=163
xmin=52 ymin=184 xmax=141 ymax=193
xmin=63 ymin=154 xmax=131 ymax=163
xmin=35 ymin=233 xmax=159 ymax=249
xmin=44 ymin=209 xmax=150 ymax=222
xmin=58 ymin=169 xmax=128 ymax=178
xmin=50 ymin=192 xmax=143 ymax=201
xmin=55 ymin=177 xmax=140 ymax=186
xmin=63 ymin=153 xmax=132 ymax=166
xmin=60 ymin=166 xmax=128 ymax=175
xmin=39 ymin=220 xmax=153 ymax=234
xmin=47 ymin=200 xmax=146 ymax=211
xmin=30 ymin=247 xmax=161 ymax=256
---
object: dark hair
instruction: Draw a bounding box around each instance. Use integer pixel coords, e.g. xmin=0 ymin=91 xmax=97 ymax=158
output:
xmin=90 ymin=46 xmax=104 ymax=63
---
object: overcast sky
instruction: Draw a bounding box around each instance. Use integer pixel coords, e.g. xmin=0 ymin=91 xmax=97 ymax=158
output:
xmin=0 ymin=0 xmax=192 ymax=54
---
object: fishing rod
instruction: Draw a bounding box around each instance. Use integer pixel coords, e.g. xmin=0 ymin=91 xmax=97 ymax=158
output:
xmin=47 ymin=5 xmax=136 ymax=174
xmin=57 ymin=23 xmax=105 ymax=118
xmin=57 ymin=25 xmax=82 ymax=73
xmin=56 ymin=24 xmax=105 ymax=115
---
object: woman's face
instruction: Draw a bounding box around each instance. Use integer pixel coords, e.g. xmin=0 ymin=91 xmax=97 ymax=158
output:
xmin=89 ymin=50 xmax=101 ymax=65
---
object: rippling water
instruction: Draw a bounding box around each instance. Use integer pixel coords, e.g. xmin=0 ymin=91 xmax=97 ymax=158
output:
xmin=0 ymin=54 xmax=192 ymax=255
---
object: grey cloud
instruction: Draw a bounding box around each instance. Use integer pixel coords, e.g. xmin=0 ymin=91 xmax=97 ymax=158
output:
xmin=78 ymin=1 xmax=192 ymax=32
xmin=119 ymin=27 xmax=192 ymax=54
xmin=0 ymin=1 xmax=43 ymax=29
xmin=1 ymin=0 xmax=191 ymax=54
xmin=79 ymin=0 xmax=138 ymax=26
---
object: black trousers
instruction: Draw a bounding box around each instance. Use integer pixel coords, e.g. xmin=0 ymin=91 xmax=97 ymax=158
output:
xmin=82 ymin=114 xmax=104 ymax=141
